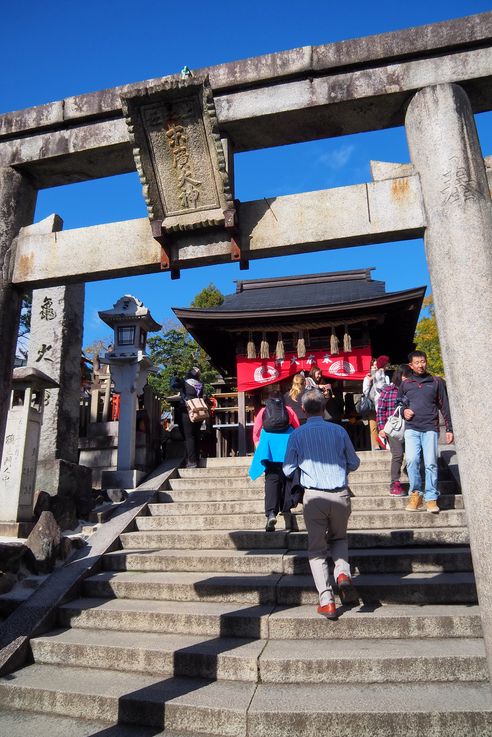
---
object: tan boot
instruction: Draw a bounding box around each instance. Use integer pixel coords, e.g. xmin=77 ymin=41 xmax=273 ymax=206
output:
xmin=426 ymin=500 xmax=440 ymax=514
xmin=406 ymin=492 xmax=423 ymax=511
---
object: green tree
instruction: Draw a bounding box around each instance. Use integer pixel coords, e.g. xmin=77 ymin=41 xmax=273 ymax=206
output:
xmin=147 ymin=320 xmax=219 ymax=403
xmin=147 ymin=284 xmax=223 ymax=403
xmin=414 ymin=295 xmax=444 ymax=376
xmin=190 ymin=283 xmax=224 ymax=308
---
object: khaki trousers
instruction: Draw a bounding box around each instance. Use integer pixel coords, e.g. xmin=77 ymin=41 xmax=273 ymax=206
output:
xmin=302 ymin=488 xmax=352 ymax=603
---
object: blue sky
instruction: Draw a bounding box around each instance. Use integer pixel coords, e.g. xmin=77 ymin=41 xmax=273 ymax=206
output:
xmin=2 ymin=0 xmax=491 ymax=348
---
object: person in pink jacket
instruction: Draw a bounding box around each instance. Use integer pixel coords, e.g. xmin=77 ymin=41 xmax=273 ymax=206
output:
xmin=250 ymin=391 xmax=300 ymax=531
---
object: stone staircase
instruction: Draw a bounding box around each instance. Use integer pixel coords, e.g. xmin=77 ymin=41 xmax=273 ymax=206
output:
xmin=0 ymin=451 xmax=491 ymax=736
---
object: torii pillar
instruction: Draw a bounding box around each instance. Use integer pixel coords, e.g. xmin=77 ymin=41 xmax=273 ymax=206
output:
xmin=0 ymin=168 xmax=37 ymax=456
xmin=405 ymin=83 xmax=492 ymax=679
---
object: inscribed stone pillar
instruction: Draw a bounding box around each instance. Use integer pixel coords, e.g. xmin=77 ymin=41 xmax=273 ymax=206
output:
xmin=405 ymin=83 xmax=492 ymax=679
xmin=0 ymin=168 xmax=37 ymax=457
xmin=30 ymin=282 xmax=92 ymax=505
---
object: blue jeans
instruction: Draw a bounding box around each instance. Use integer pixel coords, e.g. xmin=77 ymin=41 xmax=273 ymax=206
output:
xmin=404 ymin=429 xmax=439 ymax=501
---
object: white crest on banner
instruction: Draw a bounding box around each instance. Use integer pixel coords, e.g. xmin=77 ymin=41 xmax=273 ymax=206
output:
xmin=328 ymin=360 xmax=356 ymax=376
xmin=253 ymin=365 xmax=279 ymax=383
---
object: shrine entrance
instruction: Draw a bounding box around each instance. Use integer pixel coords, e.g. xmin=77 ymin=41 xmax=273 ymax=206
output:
xmin=1 ymin=13 xmax=492 ymax=675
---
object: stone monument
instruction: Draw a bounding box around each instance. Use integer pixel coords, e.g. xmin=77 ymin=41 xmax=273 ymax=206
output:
xmin=0 ymin=367 xmax=58 ymax=536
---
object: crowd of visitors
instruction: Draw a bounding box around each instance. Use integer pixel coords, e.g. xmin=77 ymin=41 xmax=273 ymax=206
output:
xmin=246 ymin=349 xmax=453 ymax=619
xmin=171 ymin=351 xmax=453 ymax=619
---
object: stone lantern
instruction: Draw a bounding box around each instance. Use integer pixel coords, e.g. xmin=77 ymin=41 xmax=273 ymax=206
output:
xmin=0 ymin=367 xmax=59 ymax=536
xmin=98 ymin=295 xmax=161 ymax=489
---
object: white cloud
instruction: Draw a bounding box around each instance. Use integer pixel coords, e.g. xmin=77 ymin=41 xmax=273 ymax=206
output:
xmin=317 ymin=143 xmax=355 ymax=170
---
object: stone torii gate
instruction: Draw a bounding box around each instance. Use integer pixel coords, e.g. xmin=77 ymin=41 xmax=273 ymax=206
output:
xmin=0 ymin=12 xmax=492 ymax=676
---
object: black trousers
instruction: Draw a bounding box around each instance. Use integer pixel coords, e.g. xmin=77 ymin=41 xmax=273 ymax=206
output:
xmin=264 ymin=461 xmax=286 ymax=517
xmin=178 ymin=408 xmax=201 ymax=466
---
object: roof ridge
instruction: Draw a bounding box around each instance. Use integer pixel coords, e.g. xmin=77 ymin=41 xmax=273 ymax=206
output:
xmin=234 ymin=268 xmax=375 ymax=293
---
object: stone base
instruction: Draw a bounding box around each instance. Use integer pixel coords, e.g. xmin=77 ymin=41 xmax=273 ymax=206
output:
xmin=35 ymin=459 xmax=93 ymax=530
xmin=36 ymin=458 xmax=92 ymax=498
xmin=0 ymin=521 xmax=35 ymax=538
xmin=100 ymin=469 xmax=146 ymax=490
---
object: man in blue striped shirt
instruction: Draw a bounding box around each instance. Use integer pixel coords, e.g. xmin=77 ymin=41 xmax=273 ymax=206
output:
xmin=283 ymin=389 xmax=360 ymax=619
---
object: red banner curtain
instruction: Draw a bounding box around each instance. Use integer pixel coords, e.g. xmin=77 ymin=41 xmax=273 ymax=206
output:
xmin=236 ymin=348 xmax=371 ymax=393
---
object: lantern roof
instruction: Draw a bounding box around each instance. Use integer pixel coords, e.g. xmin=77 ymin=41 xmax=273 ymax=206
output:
xmin=98 ymin=295 xmax=161 ymax=332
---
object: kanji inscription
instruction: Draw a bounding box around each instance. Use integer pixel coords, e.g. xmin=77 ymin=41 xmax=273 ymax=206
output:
xmin=121 ymin=76 xmax=234 ymax=233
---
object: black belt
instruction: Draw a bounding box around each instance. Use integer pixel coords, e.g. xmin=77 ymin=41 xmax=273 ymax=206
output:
xmin=305 ymin=486 xmax=347 ymax=493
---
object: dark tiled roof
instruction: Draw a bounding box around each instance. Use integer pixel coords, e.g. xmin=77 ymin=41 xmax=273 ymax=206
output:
xmin=213 ymin=269 xmax=385 ymax=312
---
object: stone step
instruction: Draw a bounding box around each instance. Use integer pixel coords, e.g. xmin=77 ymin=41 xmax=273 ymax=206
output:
xmin=104 ymin=546 xmax=473 ymax=576
xmin=136 ymin=513 xmax=288 ymax=532
xmin=148 ymin=494 xmax=464 ymax=517
xmin=289 ymin=509 xmax=467 ymax=532
xmin=0 ymin=710 xmax=165 ymax=737
xmin=165 ymin=478 xmax=456 ymax=496
xmin=59 ymin=598 xmax=273 ymax=639
xmin=120 ymin=526 xmax=470 ymax=551
xmin=30 ymin=628 xmax=487 ymax=685
xmin=135 ymin=509 xmax=467 ymax=532
xmin=159 ymin=488 xmax=266 ymax=503
xmin=83 ymin=571 xmax=282 ymax=604
xmin=3 ymin=663 xmax=490 ymax=735
xmin=120 ymin=529 xmax=290 ymax=550
xmin=104 ymin=548 xmax=287 ymax=574
xmin=277 ymin=572 xmax=477 ymax=606
xmin=178 ymin=459 xmax=392 ymax=479
xmin=198 ymin=450 xmax=392 ymax=468
xmin=59 ymin=598 xmax=483 ymax=641
xmin=0 ymin=663 xmax=255 ymax=733
xmin=169 ymin=477 xmax=266 ymax=491
xmin=286 ymin=546 xmax=473 ymax=575
xmin=82 ymin=570 xmax=477 ymax=605
xmin=256 ymin=637 xmax=487 ymax=684
xmin=288 ymin=527 xmax=470 ymax=548
xmin=266 ymin=603 xmax=484 ymax=641
xmin=31 ymin=628 xmax=264 ymax=682
xmin=246 ymin=682 xmax=492 ymax=736
xmin=150 ymin=500 xmax=266 ymax=515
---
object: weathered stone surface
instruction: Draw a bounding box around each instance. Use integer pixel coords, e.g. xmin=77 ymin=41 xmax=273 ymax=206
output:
xmin=370 ymin=161 xmax=416 ymax=180
xmin=0 ymin=15 xmax=491 ymax=185
xmin=122 ymin=77 xmax=234 ymax=230
xmin=33 ymin=490 xmax=52 ymax=519
xmin=31 ymin=282 xmax=85 ymax=466
xmin=406 ymin=82 xmax=492 ymax=681
xmin=36 ymin=459 xmax=92 ymax=501
xmin=25 ymin=511 xmax=62 ymax=573
xmin=0 ymin=13 xmax=490 ymax=135
xmin=49 ymin=495 xmax=78 ymax=532
xmin=0 ymin=169 xmax=36 ymax=456
xmin=11 ymin=177 xmax=426 ymax=286
xmin=0 ymin=543 xmax=36 ymax=575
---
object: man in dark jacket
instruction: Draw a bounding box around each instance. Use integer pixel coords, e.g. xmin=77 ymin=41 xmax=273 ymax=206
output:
xmin=397 ymin=351 xmax=453 ymax=514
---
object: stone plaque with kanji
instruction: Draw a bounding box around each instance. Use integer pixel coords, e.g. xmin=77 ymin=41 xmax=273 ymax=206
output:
xmin=121 ymin=76 xmax=234 ymax=233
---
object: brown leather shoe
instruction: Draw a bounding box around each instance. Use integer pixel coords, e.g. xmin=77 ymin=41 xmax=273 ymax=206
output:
xmin=317 ymin=602 xmax=338 ymax=620
xmin=337 ymin=573 xmax=360 ymax=606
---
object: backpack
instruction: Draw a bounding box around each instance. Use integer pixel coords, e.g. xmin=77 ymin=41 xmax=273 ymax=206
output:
xmin=262 ymin=397 xmax=290 ymax=433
